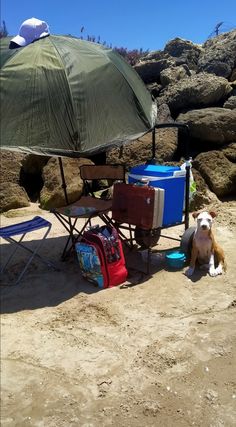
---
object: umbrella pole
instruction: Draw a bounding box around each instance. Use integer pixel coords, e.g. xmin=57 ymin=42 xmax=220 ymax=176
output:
xmin=58 ymin=157 xmax=69 ymax=205
xmin=146 ymin=127 xmax=156 ymax=165
xmin=58 ymin=157 xmax=77 ymax=259
xmin=184 ymin=163 xmax=190 ymax=230
xmin=152 ymin=128 xmax=156 ymax=163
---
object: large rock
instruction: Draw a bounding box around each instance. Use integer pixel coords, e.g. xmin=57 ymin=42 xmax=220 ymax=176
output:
xmin=223 ymin=96 xmax=236 ymax=110
xmin=157 ymin=73 xmax=232 ymax=113
xmin=0 ymin=150 xmax=25 ymax=185
xmin=40 ymin=157 xmax=94 ymax=210
xmin=146 ymin=82 xmax=162 ymax=98
xmin=106 ymin=128 xmax=178 ymax=167
xmin=134 ymin=55 xmax=174 ymax=84
xmin=190 ymin=168 xmax=219 ymax=210
xmin=193 ymin=151 xmax=236 ymax=197
xmin=198 ymin=30 xmax=236 ymax=78
xmin=0 ymin=150 xmax=30 ymax=212
xmin=230 ymin=69 xmax=236 ymax=82
xmin=221 ymin=142 xmax=236 ymax=162
xmin=177 ymin=108 xmax=236 ymax=145
xmin=0 ymin=183 xmax=30 ymax=213
xmin=156 ymin=103 xmax=174 ymax=123
xmin=164 ymin=38 xmax=202 ymax=70
xmin=142 ymin=50 xmax=168 ymax=61
xmin=160 ymin=65 xmax=191 ymax=86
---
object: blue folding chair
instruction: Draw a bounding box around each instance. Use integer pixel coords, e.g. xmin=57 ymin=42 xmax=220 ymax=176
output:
xmin=0 ymin=216 xmax=56 ymax=286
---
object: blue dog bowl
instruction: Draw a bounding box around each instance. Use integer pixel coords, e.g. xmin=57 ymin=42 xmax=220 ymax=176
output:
xmin=165 ymin=251 xmax=186 ymax=270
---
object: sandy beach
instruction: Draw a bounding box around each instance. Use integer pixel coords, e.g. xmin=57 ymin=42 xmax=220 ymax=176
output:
xmin=1 ymin=201 xmax=236 ymax=426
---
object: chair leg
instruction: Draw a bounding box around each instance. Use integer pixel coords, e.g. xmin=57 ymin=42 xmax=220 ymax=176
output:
xmin=14 ymin=238 xmax=48 ymax=285
xmin=1 ymin=225 xmax=56 ymax=286
xmin=52 ymin=214 xmax=81 ymax=260
xmin=0 ymin=233 xmax=26 ymax=274
xmin=61 ymin=218 xmax=91 ymax=260
xmin=61 ymin=234 xmax=74 ymax=260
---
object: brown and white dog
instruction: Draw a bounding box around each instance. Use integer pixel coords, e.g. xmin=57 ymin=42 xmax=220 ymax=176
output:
xmin=185 ymin=211 xmax=226 ymax=277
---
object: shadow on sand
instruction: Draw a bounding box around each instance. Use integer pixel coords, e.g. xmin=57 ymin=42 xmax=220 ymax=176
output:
xmin=184 ymin=269 xmax=208 ymax=284
xmin=0 ymin=236 xmax=168 ymax=314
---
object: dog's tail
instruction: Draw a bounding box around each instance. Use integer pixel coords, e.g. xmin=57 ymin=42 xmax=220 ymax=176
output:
xmin=222 ymin=257 xmax=227 ymax=272
xmin=215 ymin=245 xmax=227 ymax=271
xmin=212 ymin=234 xmax=227 ymax=271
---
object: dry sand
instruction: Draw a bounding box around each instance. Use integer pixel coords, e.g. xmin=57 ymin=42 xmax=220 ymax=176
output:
xmin=1 ymin=201 xmax=236 ymax=427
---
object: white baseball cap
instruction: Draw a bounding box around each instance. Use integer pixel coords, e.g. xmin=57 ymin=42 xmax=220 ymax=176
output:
xmin=10 ymin=17 xmax=50 ymax=47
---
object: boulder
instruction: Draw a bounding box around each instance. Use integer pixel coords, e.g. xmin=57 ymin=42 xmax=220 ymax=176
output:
xmin=221 ymin=142 xmax=236 ymax=162
xmin=157 ymin=73 xmax=232 ymax=113
xmin=164 ymin=37 xmax=202 ymax=70
xmin=40 ymin=157 xmax=94 ymax=210
xmin=198 ymin=30 xmax=236 ymax=78
xmin=190 ymin=168 xmax=219 ymax=210
xmin=0 ymin=150 xmax=30 ymax=211
xmin=156 ymin=103 xmax=174 ymax=123
xmin=106 ymin=128 xmax=178 ymax=167
xmin=134 ymin=57 xmax=174 ymax=84
xmin=193 ymin=151 xmax=236 ymax=197
xmin=230 ymin=69 xmax=236 ymax=82
xmin=177 ymin=108 xmax=236 ymax=145
xmin=0 ymin=183 xmax=30 ymax=213
xmin=0 ymin=150 xmax=25 ymax=185
xmin=142 ymin=50 xmax=168 ymax=61
xmin=223 ymin=96 xmax=236 ymax=109
xmin=191 ymin=187 xmax=220 ymax=211
xmin=160 ymin=65 xmax=191 ymax=86
xmin=146 ymin=82 xmax=162 ymax=98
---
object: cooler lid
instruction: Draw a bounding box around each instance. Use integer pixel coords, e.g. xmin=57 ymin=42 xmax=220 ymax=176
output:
xmin=129 ymin=164 xmax=180 ymax=177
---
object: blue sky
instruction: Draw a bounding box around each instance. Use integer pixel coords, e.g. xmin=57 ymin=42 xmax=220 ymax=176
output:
xmin=1 ymin=0 xmax=236 ymax=51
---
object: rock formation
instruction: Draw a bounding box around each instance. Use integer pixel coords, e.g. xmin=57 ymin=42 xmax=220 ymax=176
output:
xmin=1 ymin=29 xmax=236 ymax=212
xmin=40 ymin=157 xmax=94 ymax=210
xmin=108 ymin=29 xmax=236 ymax=208
xmin=0 ymin=151 xmax=30 ymax=213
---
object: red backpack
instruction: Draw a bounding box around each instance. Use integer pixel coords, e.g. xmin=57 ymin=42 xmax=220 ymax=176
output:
xmin=76 ymin=225 xmax=127 ymax=288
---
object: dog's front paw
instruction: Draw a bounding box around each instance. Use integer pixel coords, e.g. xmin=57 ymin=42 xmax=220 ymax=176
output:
xmin=214 ymin=265 xmax=223 ymax=275
xmin=209 ymin=267 xmax=218 ymax=277
xmin=185 ymin=267 xmax=194 ymax=277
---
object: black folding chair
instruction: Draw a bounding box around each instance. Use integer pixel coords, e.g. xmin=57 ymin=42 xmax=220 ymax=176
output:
xmin=51 ymin=164 xmax=126 ymax=260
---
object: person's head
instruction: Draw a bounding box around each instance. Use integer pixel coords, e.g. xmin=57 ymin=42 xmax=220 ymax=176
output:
xmin=9 ymin=17 xmax=50 ymax=48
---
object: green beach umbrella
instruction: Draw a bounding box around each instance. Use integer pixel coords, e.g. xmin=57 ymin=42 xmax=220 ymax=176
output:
xmin=0 ymin=35 xmax=156 ymax=157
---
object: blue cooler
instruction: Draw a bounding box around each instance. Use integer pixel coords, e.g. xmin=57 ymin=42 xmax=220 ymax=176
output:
xmin=128 ymin=164 xmax=186 ymax=227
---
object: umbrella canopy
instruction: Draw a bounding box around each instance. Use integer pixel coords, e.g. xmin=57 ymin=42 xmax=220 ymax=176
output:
xmin=0 ymin=35 xmax=156 ymax=157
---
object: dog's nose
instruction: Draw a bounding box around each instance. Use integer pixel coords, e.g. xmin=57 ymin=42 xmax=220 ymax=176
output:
xmin=201 ymin=224 xmax=207 ymax=230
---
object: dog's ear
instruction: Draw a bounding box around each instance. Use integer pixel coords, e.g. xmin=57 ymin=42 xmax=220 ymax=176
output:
xmin=192 ymin=211 xmax=199 ymax=219
xmin=209 ymin=211 xmax=217 ymax=218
